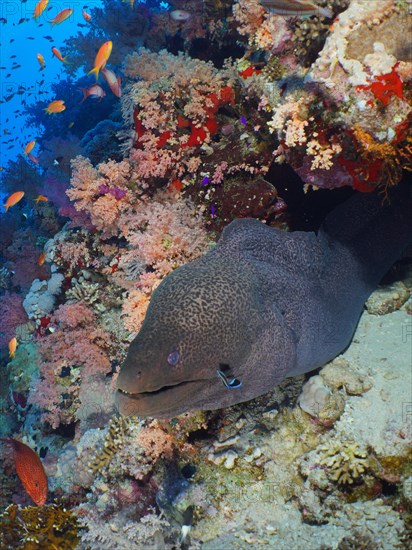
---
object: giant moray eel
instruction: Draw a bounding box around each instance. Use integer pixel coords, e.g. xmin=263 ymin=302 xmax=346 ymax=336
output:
xmin=116 ymin=182 xmax=412 ymax=418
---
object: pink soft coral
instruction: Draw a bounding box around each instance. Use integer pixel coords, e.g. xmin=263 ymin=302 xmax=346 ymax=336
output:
xmin=0 ymin=292 xmax=28 ymax=348
xmin=29 ymin=302 xmax=113 ymax=429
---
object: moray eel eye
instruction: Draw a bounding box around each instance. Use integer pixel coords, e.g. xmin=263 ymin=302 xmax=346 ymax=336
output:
xmin=167 ymin=350 xmax=180 ymax=366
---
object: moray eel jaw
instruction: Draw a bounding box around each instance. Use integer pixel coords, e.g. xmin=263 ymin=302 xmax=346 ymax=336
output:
xmin=116 ymin=380 xmax=207 ymax=418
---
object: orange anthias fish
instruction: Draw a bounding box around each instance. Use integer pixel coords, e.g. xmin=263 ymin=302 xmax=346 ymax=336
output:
xmin=35 ymin=194 xmax=48 ymax=203
xmin=82 ymin=10 xmax=91 ymax=22
xmin=79 ymin=84 xmax=106 ymax=103
xmin=44 ymin=100 xmax=66 ymax=114
xmin=259 ymin=0 xmax=333 ymax=18
xmin=0 ymin=439 xmax=48 ymax=506
xmin=37 ymin=53 xmax=46 ymax=70
xmin=52 ymin=47 xmax=70 ymax=64
xmin=49 ymin=8 xmax=73 ymax=27
xmin=38 ymin=252 xmax=46 ymax=266
xmin=101 ymin=67 xmax=121 ymax=98
xmin=88 ymin=40 xmax=112 ymax=80
xmin=24 ymin=140 xmax=36 ymax=155
xmin=34 ymin=0 xmax=49 ymax=20
xmin=4 ymin=191 xmax=24 ymax=212
xmin=8 ymin=337 xmax=17 ymax=358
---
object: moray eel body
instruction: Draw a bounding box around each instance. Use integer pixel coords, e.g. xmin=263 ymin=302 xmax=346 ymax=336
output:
xmin=116 ymin=182 xmax=412 ymax=418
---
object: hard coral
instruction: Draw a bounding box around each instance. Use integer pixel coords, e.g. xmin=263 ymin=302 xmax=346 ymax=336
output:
xmin=0 ymin=503 xmax=80 ymax=549
xmin=319 ymin=439 xmax=369 ymax=485
xmin=264 ymin=0 xmax=412 ymax=191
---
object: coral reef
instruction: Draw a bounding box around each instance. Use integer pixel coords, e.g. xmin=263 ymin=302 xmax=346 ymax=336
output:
xmin=28 ymin=302 xmax=115 ymax=429
xmin=1 ymin=1 xmax=411 ymax=548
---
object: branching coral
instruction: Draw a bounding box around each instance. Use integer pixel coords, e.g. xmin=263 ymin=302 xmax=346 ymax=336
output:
xmin=78 ymin=508 xmax=172 ymax=550
xmin=319 ymin=440 xmax=369 ymax=485
xmin=89 ymin=415 xmax=133 ymax=473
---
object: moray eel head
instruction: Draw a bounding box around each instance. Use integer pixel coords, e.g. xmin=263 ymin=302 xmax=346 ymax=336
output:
xmin=116 ymin=256 xmax=264 ymax=418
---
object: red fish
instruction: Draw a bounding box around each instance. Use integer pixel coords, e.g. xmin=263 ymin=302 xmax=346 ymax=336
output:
xmin=0 ymin=438 xmax=48 ymax=506
xmin=78 ymin=84 xmax=106 ymax=103
xmin=101 ymin=67 xmax=121 ymax=98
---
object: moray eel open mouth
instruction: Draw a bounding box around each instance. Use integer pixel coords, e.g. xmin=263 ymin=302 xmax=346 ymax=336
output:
xmin=115 ymin=380 xmax=205 ymax=417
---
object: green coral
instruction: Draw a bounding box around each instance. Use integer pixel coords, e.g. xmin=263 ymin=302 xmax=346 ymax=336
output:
xmin=0 ymin=504 xmax=81 ymax=549
xmin=319 ymin=440 xmax=369 ymax=485
xmin=7 ymin=343 xmax=39 ymax=393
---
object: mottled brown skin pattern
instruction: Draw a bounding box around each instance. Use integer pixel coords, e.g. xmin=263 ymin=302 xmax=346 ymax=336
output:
xmin=116 ymin=183 xmax=412 ymax=418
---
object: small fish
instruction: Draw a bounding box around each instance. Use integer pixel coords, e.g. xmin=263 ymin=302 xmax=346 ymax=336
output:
xmin=216 ymin=368 xmax=242 ymax=389
xmin=68 ymin=122 xmax=74 ymax=128
xmin=38 ymin=251 xmax=46 ymax=266
xmin=4 ymin=191 xmax=24 ymax=211
xmin=34 ymin=194 xmax=48 ymax=203
xmin=51 ymin=47 xmax=70 ymax=64
xmin=101 ymin=67 xmax=121 ymax=98
xmin=28 ymin=153 xmax=39 ymax=164
xmin=44 ymin=99 xmax=66 ymax=114
xmin=0 ymin=439 xmax=48 ymax=506
xmin=170 ymin=10 xmax=192 ymax=22
xmin=82 ymin=10 xmax=91 ymax=22
xmin=8 ymin=337 xmax=17 ymax=358
xmin=34 ymin=0 xmax=49 ymax=20
xmin=180 ymin=505 xmax=194 ymax=544
xmin=259 ymin=0 xmax=333 ymax=18
xmin=49 ymin=8 xmax=73 ymax=27
xmin=37 ymin=53 xmax=46 ymax=70
xmin=78 ymin=84 xmax=106 ymax=102
xmin=88 ymin=40 xmax=112 ymax=80
xmin=24 ymin=140 xmax=36 ymax=155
